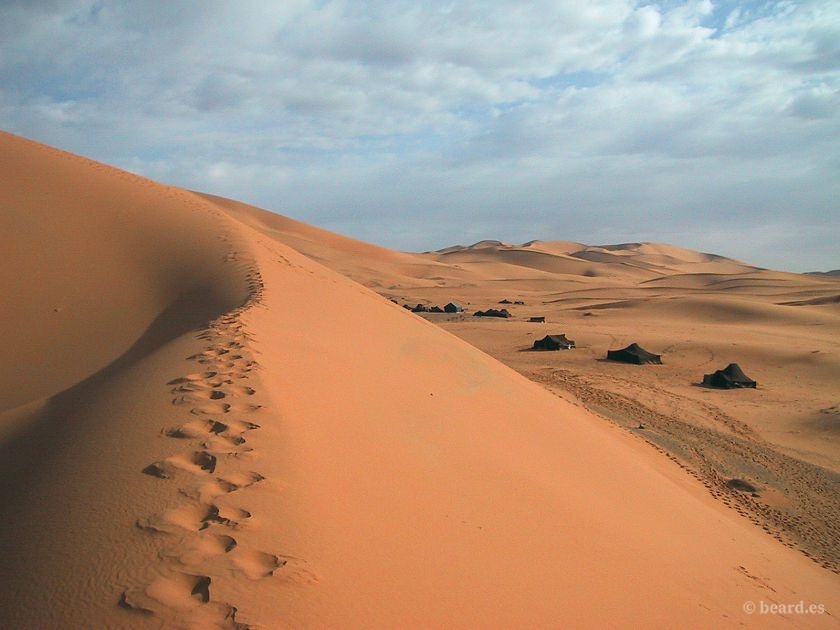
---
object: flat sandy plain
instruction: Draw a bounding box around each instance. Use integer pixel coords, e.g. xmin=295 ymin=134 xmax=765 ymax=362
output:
xmin=2 ymin=130 xmax=839 ymax=628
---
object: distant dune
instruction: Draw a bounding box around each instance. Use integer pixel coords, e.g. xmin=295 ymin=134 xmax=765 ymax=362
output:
xmin=2 ymin=130 xmax=839 ymax=628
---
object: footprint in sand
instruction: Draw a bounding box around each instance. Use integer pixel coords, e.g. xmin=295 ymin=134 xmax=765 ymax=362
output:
xmin=173 ymin=389 xmax=233 ymax=405
xmin=206 ymin=504 xmax=252 ymax=529
xmin=171 ymin=394 xmax=198 ymax=406
xmin=168 ymin=371 xmax=218 ymax=385
xmin=188 ymin=471 xmax=265 ymax=503
xmin=142 ymin=451 xmax=217 ymax=478
xmin=142 ymin=461 xmax=174 ymax=479
xmin=224 ymin=419 xmax=261 ymax=433
xmin=165 ymin=418 xmax=259 ymax=454
xmin=196 ymin=479 xmax=240 ymax=503
xmin=159 ymin=533 xmax=238 ymax=565
xmin=170 ymin=382 xmax=206 ymax=394
xmin=215 ymin=385 xmax=257 ymax=397
xmin=166 ymin=418 xmax=232 ymax=439
xmin=150 ymin=573 xmax=211 ymax=608
xmin=201 ymin=434 xmax=251 ymax=455
xmin=137 ymin=502 xmax=251 ymax=533
xmin=221 ymin=471 xmax=265 ymax=489
xmin=120 ymin=572 xmax=218 ymax=614
xmin=166 ymin=370 xmax=218 ymax=385
xmin=231 ymin=549 xmax=285 ymax=580
xmin=195 ymin=401 xmax=262 ymax=416
xmin=190 ymin=402 xmax=233 ymax=415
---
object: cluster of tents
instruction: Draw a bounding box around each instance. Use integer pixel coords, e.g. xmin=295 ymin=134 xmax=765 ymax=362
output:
xmin=403 ymin=302 xmax=463 ymax=314
xmin=474 ymin=308 xmax=512 ymax=318
xmin=399 ymin=298 xmax=756 ymax=389
xmin=533 ymin=339 xmax=757 ymax=388
xmin=402 ymin=299 xmax=521 ymax=318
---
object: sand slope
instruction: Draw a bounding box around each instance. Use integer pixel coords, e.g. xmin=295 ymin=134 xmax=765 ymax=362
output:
xmin=1 ymin=131 xmax=839 ymax=627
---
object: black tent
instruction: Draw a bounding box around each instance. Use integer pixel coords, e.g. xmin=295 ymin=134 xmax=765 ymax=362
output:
xmin=703 ymin=363 xmax=756 ymax=389
xmin=444 ymin=302 xmax=463 ymax=313
xmin=606 ymin=343 xmax=662 ymax=364
xmin=533 ymin=334 xmax=575 ymax=350
xmin=473 ymin=308 xmax=511 ymax=318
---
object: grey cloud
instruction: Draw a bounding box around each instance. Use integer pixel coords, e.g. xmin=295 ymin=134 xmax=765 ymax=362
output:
xmin=1 ymin=0 xmax=838 ymax=272
xmin=787 ymin=86 xmax=840 ymax=118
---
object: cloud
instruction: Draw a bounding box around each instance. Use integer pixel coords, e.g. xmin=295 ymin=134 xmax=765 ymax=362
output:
xmin=1 ymin=0 xmax=838 ymax=271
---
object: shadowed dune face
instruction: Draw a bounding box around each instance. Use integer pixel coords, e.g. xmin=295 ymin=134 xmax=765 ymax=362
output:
xmin=0 ymin=132 xmax=261 ymax=629
xmin=0 ymin=132 xmax=249 ymax=412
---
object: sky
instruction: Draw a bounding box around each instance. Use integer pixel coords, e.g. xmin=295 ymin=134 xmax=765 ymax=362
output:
xmin=1 ymin=1 xmax=838 ymax=272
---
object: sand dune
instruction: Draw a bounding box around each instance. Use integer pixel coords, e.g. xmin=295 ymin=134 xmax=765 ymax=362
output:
xmin=2 ymin=130 xmax=839 ymax=628
xmin=200 ymin=191 xmax=466 ymax=291
xmin=0 ymin=134 xmax=249 ymax=412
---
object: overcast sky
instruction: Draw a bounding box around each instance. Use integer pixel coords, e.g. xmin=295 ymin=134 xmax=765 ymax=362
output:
xmin=2 ymin=1 xmax=838 ymax=271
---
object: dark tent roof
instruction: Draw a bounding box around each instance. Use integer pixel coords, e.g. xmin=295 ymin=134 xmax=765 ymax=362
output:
xmin=533 ymin=334 xmax=575 ymax=350
xmin=444 ymin=302 xmax=463 ymax=312
xmin=703 ymin=363 xmax=756 ymax=389
xmin=606 ymin=343 xmax=662 ymax=364
xmin=473 ymin=308 xmax=511 ymax=318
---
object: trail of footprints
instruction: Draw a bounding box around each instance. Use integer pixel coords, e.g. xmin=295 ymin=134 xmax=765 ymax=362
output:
xmin=122 ymin=261 xmax=285 ymax=628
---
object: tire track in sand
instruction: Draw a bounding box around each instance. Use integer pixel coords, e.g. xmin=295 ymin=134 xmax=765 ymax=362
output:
xmin=531 ymin=367 xmax=840 ymax=575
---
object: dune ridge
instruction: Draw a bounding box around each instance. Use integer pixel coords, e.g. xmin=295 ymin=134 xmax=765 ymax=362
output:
xmin=1 ymin=131 xmax=839 ymax=627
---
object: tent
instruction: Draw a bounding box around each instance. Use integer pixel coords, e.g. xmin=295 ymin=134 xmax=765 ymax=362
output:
xmin=703 ymin=363 xmax=756 ymax=389
xmin=444 ymin=302 xmax=463 ymax=313
xmin=533 ymin=334 xmax=575 ymax=350
xmin=473 ymin=308 xmax=511 ymax=318
xmin=606 ymin=343 xmax=662 ymax=364
xmin=529 ymin=316 xmax=546 ymax=323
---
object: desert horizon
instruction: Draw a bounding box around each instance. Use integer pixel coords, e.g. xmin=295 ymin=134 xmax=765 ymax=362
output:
xmin=2 ymin=129 xmax=839 ymax=628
